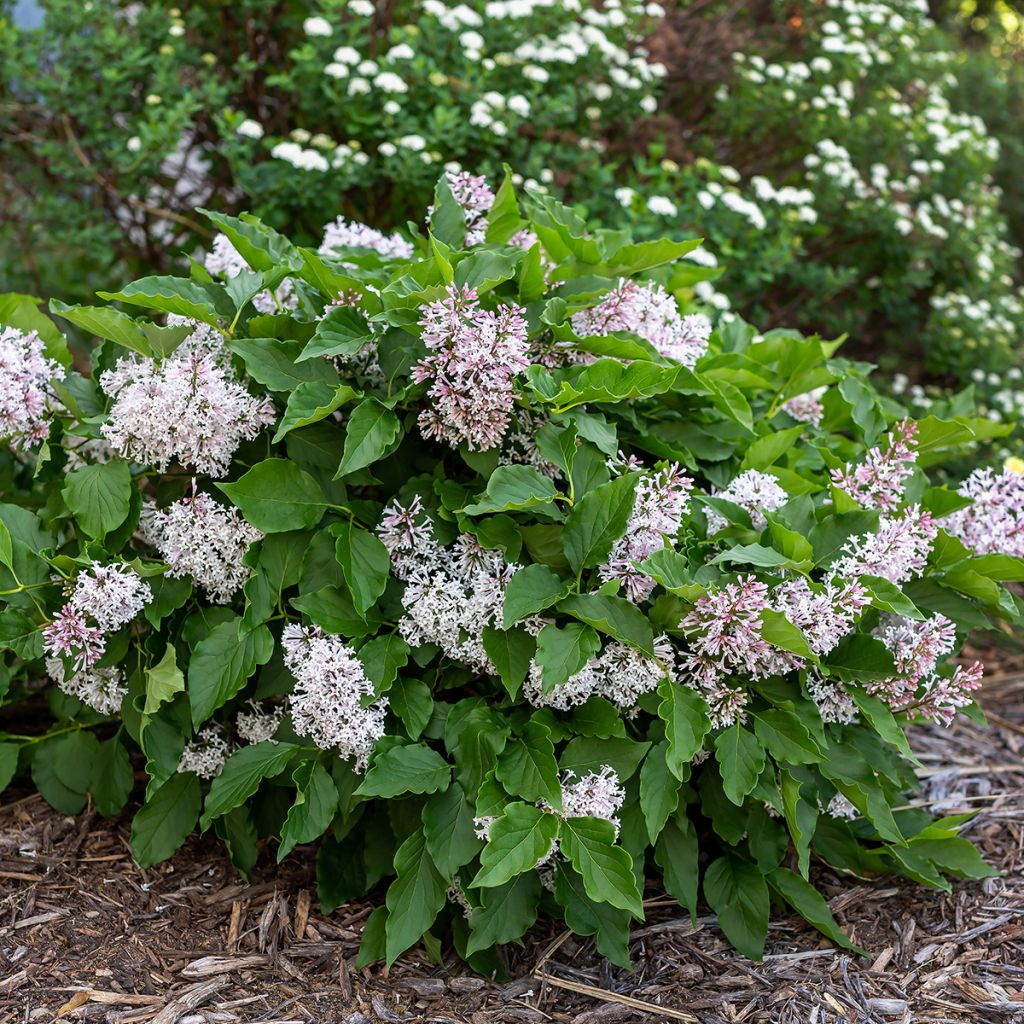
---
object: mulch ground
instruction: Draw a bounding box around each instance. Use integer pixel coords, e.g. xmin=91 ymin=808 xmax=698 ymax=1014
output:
xmin=2 ymin=667 xmax=1024 ymax=1024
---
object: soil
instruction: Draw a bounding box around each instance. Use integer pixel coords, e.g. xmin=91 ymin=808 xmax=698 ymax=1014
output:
xmin=1 ymin=670 xmax=1023 ymax=1024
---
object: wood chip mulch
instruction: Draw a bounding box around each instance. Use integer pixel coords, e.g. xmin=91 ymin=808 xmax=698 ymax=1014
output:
xmin=1 ymin=671 xmax=1023 ymax=1023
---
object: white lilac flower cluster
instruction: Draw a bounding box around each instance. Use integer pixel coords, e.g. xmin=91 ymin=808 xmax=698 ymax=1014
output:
xmin=204 ymin=233 xmax=298 ymax=313
xmin=831 ymin=506 xmax=937 ymax=585
xmin=412 ymin=283 xmax=530 ymax=451
xmin=946 ymin=468 xmax=1024 ymax=558
xmin=45 ymin=659 xmax=128 ymax=717
xmin=235 ymin=701 xmax=284 ymax=745
xmin=599 ymin=458 xmax=693 ymax=602
xmin=42 ymin=563 xmax=152 ymax=679
xmin=782 ymin=388 xmax=826 ymax=428
xmin=141 ymin=491 xmax=262 ymax=604
xmin=378 ymin=497 xmax=518 ymax=673
xmin=570 ymin=281 xmax=712 ymax=369
xmin=319 ymin=217 xmax=415 ymax=260
xmin=178 ymin=725 xmax=232 ymax=779
xmin=704 ymin=469 xmax=789 ymax=534
xmin=100 ymin=324 xmax=275 ymax=478
xmin=0 ymin=326 xmax=63 ymax=450
xmin=282 ymin=624 xmax=387 ymax=771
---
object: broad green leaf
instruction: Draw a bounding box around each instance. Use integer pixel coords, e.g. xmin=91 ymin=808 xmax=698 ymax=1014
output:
xmin=62 ymin=462 xmax=132 ymax=540
xmin=98 ymin=277 xmax=232 ymax=324
xmin=752 ymin=708 xmax=823 ymax=765
xmin=559 ymin=816 xmax=643 ymax=915
xmin=502 ymin=564 xmax=570 ymax=627
xmin=389 ymin=677 xmax=434 ymax=739
xmin=657 ymin=680 xmax=711 ymax=779
xmin=823 ymin=634 xmax=897 ymax=682
xmin=714 ymin=725 xmax=766 ymax=805
xmin=199 ymin=741 xmax=299 ymax=829
xmin=768 ymin=867 xmax=860 ymax=951
xmin=188 ymin=620 xmax=273 ymax=729
xmin=32 ymin=732 xmax=97 ymax=815
xmin=273 ymin=382 xmax=360 ymax=441
xmin=356 ymin=745 xmax=451 ymax=798
xmin=423 ymin=782 xmax=482 ymax=877
xmin=333 ymin=521 xmax=390 ymax=614
xmin=553 ymin=861 xmax=633 ymax=968
xmin=481 ymin=626 xmax=535 ymax=699
xmin=218 ymin=459 xmax=326 ymax=532
xmin=144 ymin=643 xmax=184 ymax=716
xmin=781 ymin=770 xmax=818 ymax=878
xmin=467 ymin=872 xmax=542 ymax=954
xmin=639 ymin=742 xmax=681 ymax=843
xmin=557 ymin=593 xmax=654 ymax=656
xmin=559 ymin=736 xmax=650 ymax=782
xmin=703 ymin=856 xmax=769 ymax=960
xmin=131 ymin=773 xmax=201 ymax=867
xmin=759 ymin=609 xmax=815 ymax=659
xmin=90 ymin=737 xmax=134 ymax=818
xmin=471 ymin=803 xmax=559 ymax=888
xmin=278 ymin=761 xmax=339 ymax=860
xmin=336 ymin=399 xmax=402 ymax=478
xmin=496 ymin=720 xmax=561 ymax=806
xmin=298 ymin=305 xmax=375 ymax=361
xmin=463 ymin=465 xmax=559 ymax=515
xmin=385 ymin=830 xmax=447 ymax=965
xmin=50 ymin=300 xmax=154 ymax=356
xmin=356 ymin=633 xmax=410 ymax=692
xmin=563 ymin=474 xmax=638 ymax=573
xmin=0 ymin=743 xmax=18 ymax=795
xmin=535 ymin=621 xmax=601 ymax=693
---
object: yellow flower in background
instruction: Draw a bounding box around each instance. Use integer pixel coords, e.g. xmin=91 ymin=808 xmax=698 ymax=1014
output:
xmin=1004 ymin=456 xmax=1024 ymax=475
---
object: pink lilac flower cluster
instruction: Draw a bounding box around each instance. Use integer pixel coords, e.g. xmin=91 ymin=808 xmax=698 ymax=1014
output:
xmin=100 ymin=338 xmax=275 ymax=478
xmin=282 ymin=624 xmax=386 ymax=770
xmin=412 ymin=284 xmax=529 ymax=451
xmin=381 ymin=501 xmax=519 ymax=673
xmin=946 ymin=468 xmax=1024 ymax=557
xmin=43 ymin=563 xmax=151 ymax=675
xmin=204 ymin=233 xmax=297 ymax=313
xmin=831 ymin=419 xmax=918 ymax=512
xmin=142 ymin=490 xmax=262 ymax=604
xmin=831 ymin=505 xmax=937 ymax=585
xmin=523 ymin=636 xmax=675 ymax=711
xmin=445 ymin=170 xmax=495 ymax=246
xmin=178 ymin=725 xmax=231 ymax=779
xmin=45 ymin=658 xmax=127 ymax=716
xmin=599 ymin=460 xmax=694 ymax=602
xmin=782 ymin=387 xmax=826 ymax=428
xmin=319 ymin=217 xmax=415 ymax=260
xmin=570 ymin=280 xmax=711 ymax=369
xmin=771 ymin=577 xmax=870 ymax=657
xmin=705 ymin=469 xmax=789 ymax=535
xmin=0 ymin=326 xmax=63 ymax=450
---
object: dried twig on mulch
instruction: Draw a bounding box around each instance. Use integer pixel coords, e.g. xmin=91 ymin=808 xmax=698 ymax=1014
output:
xmin=1 ymin=677 xmax=1023 ymax=1023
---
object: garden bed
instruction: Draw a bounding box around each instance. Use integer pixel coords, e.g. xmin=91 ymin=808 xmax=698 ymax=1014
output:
xmin=2 ymin=670 xmax=1022 ymax=1024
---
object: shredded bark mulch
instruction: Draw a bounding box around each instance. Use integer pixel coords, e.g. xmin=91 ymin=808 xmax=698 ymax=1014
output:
xmin=2 ymin=671 xmax=1023 ymax=1024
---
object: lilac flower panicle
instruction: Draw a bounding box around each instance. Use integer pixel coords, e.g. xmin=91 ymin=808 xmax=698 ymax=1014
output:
xmin=100 ymin=338 xmax=275 ymax=478
xmin=236 ymin=702 xmax=283 ymax=744
xmin=45 ymin=658 xmax=126 ymax=716
xmin=946 ymin=468 xmax=1024 ymax=557
xmin=42 ymin=608 xmax=106 ymax=673
xmin=546 ymin=766 xmax=626 ymax=839
xmin=204 ymin=233 xmax=297 ymax=313
xmin=916 ymin=662 xmax=984 ymax=727
xmin=0 ymin=326 xmax=63 ymax=450
xmin=69 ymin=563 xmax=152 ymax=632
xmin=831 ymin=418 xmax=918 ymax=512
xmin=771 ymin=577 xmax=868 ymax=657
xmin=806 ymin=672 xmax=859 ymax=725
xmin=831 ymin=505 xmax=937 ymax=584
xmin=782 ymin=387 xmax=826 ymax=427
xmin=705 ymin=469 xmax=788 ymax=535
xmin=444 ymin=170 xmax=495 ymax=246
xmin=143 ymin=492 xmax=262 ymax=604
xmin=413 ymin=284 xmax=529 ymax=451
xmin=178 ymin=725 xmax=231 ymax=779
xmin=319 ymin=217 xmax=414 ymax=260
xmin=599 ymin=461 xmax=693 ymax=601
xmin=570 ymin=281 xmax=711 ymax=368
xmin=282 ymin=624 xmax=386 ymax=770
xmin=826 ymin=794 xmax=858 ymax=821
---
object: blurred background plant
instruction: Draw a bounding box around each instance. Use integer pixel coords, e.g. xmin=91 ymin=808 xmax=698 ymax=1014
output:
xmin=1 ymin=0 xmax=1022 ymax=438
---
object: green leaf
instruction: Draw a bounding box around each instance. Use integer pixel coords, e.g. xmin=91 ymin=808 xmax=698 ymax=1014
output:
xmin=199 ymin=741 xmax=299 ymax=830
xmin=423 ymin=783 xmax=482 ymax=877
xmin=385 ymin=829 xmax=448 ymax=965
xmin=715 ymin=543 xmax=811 ymax=573
xmin=273 ymin=382 xmax=361 ymax=442
xmin=98 ymin=277 xmax=232 ymax=324
xmin=49 ymin=299 xmax=154 ymax=356
xmin=752 ymin=708 xmax=823 ymax=765
xmin=759 ymin=609 xmax=815 ymax=659
xmin=131 ymin=773 xmax=202 ymax=868
xmin=496 ymin=721 xmax=561 ymax=805
xmin=0 ymin=608 xmax=42 ymax=661
xmin=389 ymin=677 xmax=434 ymax=739
xmin=563 ymin=474 xmax=638 ymax=573
xmin=278 ymin=761 xmax=339 ymax=860
xmin=703 ymin=856 xmax=769 ymax=960
xmin=431 ymin=175 xmax=467 ymax=249
xmin=467 ymin=872 xmax=541 ymax=954
xmin=356 ymin=633 xmax=411 ymax=692
xmin=768 ymin=867 xmax=859 ymax=951
xmin=144 ymin=643 xmax=185 ymax=716
xmin=471 ymin=803 xmax=559 ymax=888
xmin=217 ymin=459 xmax=326 ymax=532
xmin=0 ymin=743 xmax=18 ymax=796
xmin=481 ymin=626 xmax=535 ymax=699
xmin=528 ymin=359 xmax=687 ymax=411
xmin=334 ymin=521 xmax=390 ymax=614
xmin=535 ymin=621 xmax=601 ymax=693
xmin=714 ymin=725 xmax=766 ymax=805
xmin=559 ymin=816 xmax=642 ymax=915
xmin=502 ymin=564 xmax=570 ymax=627
xmin=781 ymin=770 xmax=818 ymax=878
xmin=557 ymin=593 xmax=655 ymax=656
xmin=639 ymin=742 xmax=681 ymax=843
xmin=851 ymin=690 xmax=918 ymax=765
xmin=32 ymin=732 xmax=97 ymax=815
xmin=188 ymin=620 xmax=273 ymax=730
xmin=0 ymin=521 xmax=12 ymax=575
xmin=336 ymin=399 xmax=402 ymax=478
xmin=463 ymin=465 xmax=559 ymax=515
xmin=860 ymin=575 xmax=924 ymax=619
xmin=230 ymin=338 xmax=339 ymax=392
xmin=823 ymin=634 xmax=897 ymax=682
xmin=553 ymin=862 xmax=633 ymax=968
xmin=62 ymin=462 xmax=132 ymax=540
xmin=657 ymin=680 xmax=711 ymax=779
xmin=356 ymin=745 xmax=451 ymax=798
xmin=559 ymin=736 xmax=650 ymax=782
xmin=741 ymin=426 xmax=804 ymax=471
xmin=90 ymin=737 xmax=134 ymax=818
xmin=299 ymin=305 xmax=375 ymax=361
xmin=655 ymin=812 xmax=699 ymax=922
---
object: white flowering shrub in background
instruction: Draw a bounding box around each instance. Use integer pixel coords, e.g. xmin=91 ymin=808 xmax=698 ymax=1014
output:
xmin=0 ymin=174 xmax=1018 ymax=968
